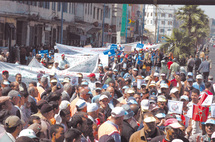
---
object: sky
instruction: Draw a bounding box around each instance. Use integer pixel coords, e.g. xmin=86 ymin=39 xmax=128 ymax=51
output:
xmin=173 ymin=5 xmax=215 ymax=19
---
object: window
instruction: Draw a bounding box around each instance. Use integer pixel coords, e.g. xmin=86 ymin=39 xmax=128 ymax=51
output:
xmin=72 ymin=3 xmax=75 ymax=14
xmin=57 ymin=2 xmax=61 ymax=12
xmin=38 ymin=2 xmax=43 ymax=7
xmin=88 ymin=3 xmax=90 ymax=15
xmin=97 ymin=8 xmax=99 ymax=20
xmin=100 ymin=10 xmax=103 ymax=20
xmin=168 ymin=29 xmax=171 ymax=31
xmin=151 ymin=13 xmax=152 ymax=16
xmin=161 ymin=21 xmax=165 ymax=25
xmin=160 ymin=29 xmax=164 ymax=32
xmin=105 ymin=6 xmax=110 ymax=18
xmin=150 ymin=20 xmax=152 ymax=24
xmin=90 ymin=4 xmax=92 ymax=15
xmin=161 ymin=13 xmax=165 ymax=17
xmin=93 ymin=7 xmax=96 ymax=19
xmin=169 ymin=14 xmax=172 ymax=17
xmin=43 ymin=2 xmax=50 ymax=9
xmin=52 ymin=2 xmax=56 ymax=11
xmin=145 ymin=12 xmax=146 ymax=16
xmin=85 ymin=4 xmax=87 ymax=14
xmin=168 ymin=21 xmax=173 ymax=25
xmin=63 ymin=3 xmax=68 ymax=13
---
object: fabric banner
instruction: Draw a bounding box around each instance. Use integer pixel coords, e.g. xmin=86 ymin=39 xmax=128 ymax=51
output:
xmin=54 ymin=53 xmax=93 ymax=69
xmin=192 ymin=104 xmax=209 ymax=122
xmin=0 ymin=59 xmax=98 ymax=85
xmin=55 ymin=43 xmax=108 ymax=67
xmin=168 ymin=100 xmax=183 ymax=114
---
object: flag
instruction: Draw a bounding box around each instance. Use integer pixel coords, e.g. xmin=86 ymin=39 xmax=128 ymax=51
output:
xmin=168 ymin=100 xmax=183 ymax=114
xmin=198 ymin=92 xmax=213 ymax=106
xmin=192 ymin=104 xmax=209 ymax=122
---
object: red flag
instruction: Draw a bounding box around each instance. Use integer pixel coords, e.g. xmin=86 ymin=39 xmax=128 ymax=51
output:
xmin=192 ymin=105 xmax=209 ymax=122
xmin=198 ymin=91 xmax=213 ymax=106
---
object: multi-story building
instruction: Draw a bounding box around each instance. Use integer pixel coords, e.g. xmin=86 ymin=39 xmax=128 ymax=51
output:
xmin=0 ymin=1 xmax=113 ymax=47
xmin=144 ymin=5 xmax=175 ymax=42
xmin=209 ymin=18 xmax=215 ymax=37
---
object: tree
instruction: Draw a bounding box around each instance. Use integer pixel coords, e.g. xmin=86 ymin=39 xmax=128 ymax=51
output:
xmin=176 ymin=5 xmax=209 ymax=47
xmin=160 ymin=29 xmax=195 ymax=57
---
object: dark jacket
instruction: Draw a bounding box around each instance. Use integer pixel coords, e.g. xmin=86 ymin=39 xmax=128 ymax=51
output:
xmin=121 ymin=120 xmax=136 ymax=142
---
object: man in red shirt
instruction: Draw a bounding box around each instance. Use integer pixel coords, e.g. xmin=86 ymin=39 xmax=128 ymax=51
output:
xmin=167 ymin=58 xmax=173 ymax=70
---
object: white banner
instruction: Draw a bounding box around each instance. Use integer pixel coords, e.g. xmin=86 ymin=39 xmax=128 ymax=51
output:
xmin=55 ymin=43 xmax=109 ymax=67
xmin=54 ymin=53 xmax=93 ymax=69
xmin=0 ymin=59 xmax=99 ymax=85
xmin=168 ymin=100 xmax=183 ymax=114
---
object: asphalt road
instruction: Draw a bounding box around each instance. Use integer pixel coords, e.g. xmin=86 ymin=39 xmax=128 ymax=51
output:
xmin=209 ymin=45 xmax=215 ymax=77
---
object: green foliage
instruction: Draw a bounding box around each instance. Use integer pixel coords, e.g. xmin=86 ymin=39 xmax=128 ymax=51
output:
xmin=161 ymin=5 xmax=209 ymax=57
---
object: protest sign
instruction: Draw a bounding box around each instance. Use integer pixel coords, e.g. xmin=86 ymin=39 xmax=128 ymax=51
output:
xmin=168 ymin=100 xmax=183 ymax=114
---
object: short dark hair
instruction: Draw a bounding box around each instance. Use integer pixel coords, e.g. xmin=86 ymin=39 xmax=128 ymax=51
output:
xmin=64 ymin=128 xmax=82 ymax=142
xmin=60 ymin=109 xmax=70 ymax=117
xmin=49 ymin=101 xmax=59 ymax=110
xmin=5 ymin=125 xmax=18 ymax=133
xmin=50 ymin=124 xmax=64 ymax=138
xmin=29 ymin=81 xmax=37 ymax=87
xmin=46 ymin=92 xmax=61 ymax=102
xmin=69 ymin=114 xmax=83 ymax=128
xmin=15 ymin=73 xmax=21 ymax=77
xmin=191 ymin=88 xmax=200 ymax=96
xmin=20 ymin=91 xmax=29 ymax=98
xmin=28 ymin=116 xmax=40 ymax=125
xmin=205 ymin=82 xmax=211 ymax=89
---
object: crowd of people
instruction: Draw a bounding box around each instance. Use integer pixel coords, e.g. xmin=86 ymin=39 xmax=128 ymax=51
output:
xmin=0 ymin=45 xmax=215 ymax=142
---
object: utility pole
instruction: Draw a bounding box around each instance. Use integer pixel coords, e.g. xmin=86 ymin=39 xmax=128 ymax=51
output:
xmin=102 ymin=4 xmax=106 ymax=47
xmin=125 ymin=4 xmax=128 ymax=43
xmin=60 ymin=2 xmax=64 ymax=44
xmin=141 ymin=4 xmax=145 ymax=44
xmin=154 ymin=5 xmax=158 ymax=43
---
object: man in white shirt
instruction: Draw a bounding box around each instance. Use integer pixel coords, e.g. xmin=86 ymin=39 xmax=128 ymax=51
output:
xmin=59 ymin=54 xmax=69 ymax=70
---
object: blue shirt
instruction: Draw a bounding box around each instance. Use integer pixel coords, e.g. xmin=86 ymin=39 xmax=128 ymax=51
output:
xmin=192 ymin=82 xmax=205 ymax=92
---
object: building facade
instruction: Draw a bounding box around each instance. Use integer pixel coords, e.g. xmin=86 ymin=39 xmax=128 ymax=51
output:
xmin=144 ymin=5 xmax=175 ymax=42
xmin=0 ymin=1 xmax=114 ymax=48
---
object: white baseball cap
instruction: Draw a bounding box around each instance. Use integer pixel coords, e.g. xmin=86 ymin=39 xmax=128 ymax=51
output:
xmin=141 ymin=99 xmax=149 ymax=110
xmin=18 ymin=129 xmax=37 ymax=139
xmin=196 ymin=74 xmax=203 ymax=79
xmin=99 ymin=95 xmax=109 ymax=101
xmin=170 ymin=87 xmax=179 ymax=94
xmin=87 ymin=103 xmax=99 ymax=113
xmin=111 ymin=107 xmax=127 ymax=118
xmin=76 ymin=99 xmax=87 ymax=110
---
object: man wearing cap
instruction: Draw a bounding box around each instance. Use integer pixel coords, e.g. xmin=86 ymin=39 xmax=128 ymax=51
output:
xmin=15 ymin=73 xmax=27 ymax=92
xmin=130 ymin=112 xmax=163 ymax=142
xmin=192 ymin=74 xmax=205 ymax=92
xmin=99 ymin=94 xmax=111 ymax=120
xmin=170 ymin=87 xmax=179 ymax=101
xmin=76 ymin=99 xmax=87 ymax=113
xmin=0 ymin=96 xmax=12 ymax=112
xmin=1 ymin=70 xmax=11 ymax=84
xmin=87 ymin=73 xmax=97 ymax=91
xmin=1 ymin=115 xmax=24 ymax=142
xmin=40 ymin=103 xmax=54 ymax=139
xmin=121 ymin=104 xmax=136 ymax=142
xmin=198 ymin=119 xmax=215 ymax=142
xmin=157 ymin=95 xmax=168 ymax=114
xmin=59 ymin=54 xmax=69 ymax=70
xmin=98 ymin=107 xmax=125 ymax=142
xmin=151 ymin=120 xmax=188 ymax=142
xmin=52 ymin=61 xmax=60 ymax=71
xmin=8 ymin=90 xmax=22 ymax=118
xmin=87 ymin=103 xmax=99 ymax=124
xmin=129 ymin=68 xmax=138 ymax=82
xmin=160 ymin=83 xmax=170 ymax=98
